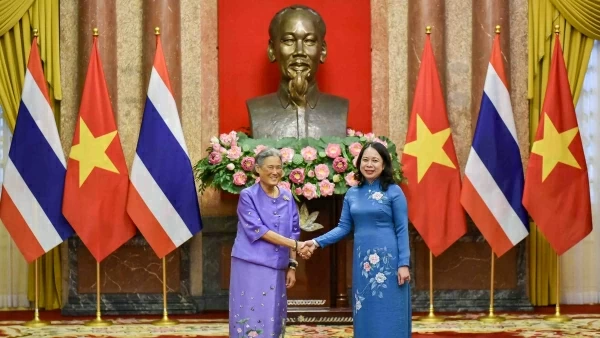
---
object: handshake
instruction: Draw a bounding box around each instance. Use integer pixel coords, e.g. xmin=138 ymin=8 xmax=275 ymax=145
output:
xmin=296 ymin=240 xmax=317 ymax=260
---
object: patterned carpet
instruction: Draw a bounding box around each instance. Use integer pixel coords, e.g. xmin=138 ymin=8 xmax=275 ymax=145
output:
xmin=1 ymin=313 xmax=599 ymax=337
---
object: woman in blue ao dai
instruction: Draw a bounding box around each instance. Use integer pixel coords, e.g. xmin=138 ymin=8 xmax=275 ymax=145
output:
xmin=310 ymin=142 xmax=412 ymax=337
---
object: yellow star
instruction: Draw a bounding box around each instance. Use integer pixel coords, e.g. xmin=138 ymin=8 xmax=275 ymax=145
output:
xmin=403 ymin=114 xmax=455 ymax=182
xmin=531 ymin=113 xmax=580 ymax=182
xmin=69 ymin=117 xmax=119 ymax=187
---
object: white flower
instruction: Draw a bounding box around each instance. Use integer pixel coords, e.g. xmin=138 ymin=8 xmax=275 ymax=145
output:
xmin=375 ymin=272 xmax=387 ymax=284
xmin=210 ymin=136 xmax=220 ymax=145
xmin=368 ymin=253 xmax=380 ymax=265
xmin=355 ymin=300 xmax=362 ymax=311
xmin=371 ymin=191 xmax=384 ymax=200
xmin=226 ymin=163 xmax=235 ymax=170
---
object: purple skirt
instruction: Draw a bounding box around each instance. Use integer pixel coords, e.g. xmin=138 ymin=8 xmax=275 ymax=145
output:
xmin=229 ymin=257 xmax=287 ymax=338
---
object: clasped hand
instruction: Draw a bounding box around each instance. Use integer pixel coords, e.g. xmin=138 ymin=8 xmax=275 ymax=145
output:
xmin=296 ymin=240 xmax=316 ymax=259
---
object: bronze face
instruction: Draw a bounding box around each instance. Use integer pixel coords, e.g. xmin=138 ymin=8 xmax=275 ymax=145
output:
xmin=268 ymin=9 xmax=327 ymax=86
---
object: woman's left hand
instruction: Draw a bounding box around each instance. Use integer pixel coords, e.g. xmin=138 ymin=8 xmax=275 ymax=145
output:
xmin=397 ymin=266 xmax=410 ymax=285
xmin=286 ymin=269 xmax=296 ymax=289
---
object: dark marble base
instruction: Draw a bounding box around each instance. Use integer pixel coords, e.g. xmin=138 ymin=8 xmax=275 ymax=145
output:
xmin=62 ymin=293 xmax=197 ymax=316
xmin=63 ymin=235 xmax=196 ymax=316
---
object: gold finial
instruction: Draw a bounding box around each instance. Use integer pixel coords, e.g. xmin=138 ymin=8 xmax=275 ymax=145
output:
xmin=33 ymin=28 xmax=38 ymax=37
xmin=155 ymin=27 xmax=160 ymax=35
xmin=495 ymin=25 xmax=501 ymax=34
xmin=554 ymin=24 xmax=560 ymax=34
xmin=92 ymin=27 xmax=99 ymax=36
xmin=426 ymin=26 xmax=432 ymax=35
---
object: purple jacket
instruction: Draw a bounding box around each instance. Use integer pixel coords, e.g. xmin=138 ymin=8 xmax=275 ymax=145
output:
xmin=231 ymin=183 xmax=300 ymax=270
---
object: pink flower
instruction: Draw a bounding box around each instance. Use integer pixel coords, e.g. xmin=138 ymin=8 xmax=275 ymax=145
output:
xmin=219 ymin=133 xmax=232 ymax=146
xmin=301 ymin=146 xmax=318 ymax=162
xmin=227 ymin=146 xmax=242 ymax=160
xmin=220 ymin=147 xmax=227 ymax=154
xmin=289 ymin=168 xmax=305 ymax=184
xmin=295 ymin=187 xmax=303 ymax=195
xmin=374 ymin=137 xmax=388 ymax=147
xmin=240 ymin=156 xmax=255 ymax=171
xmin=278 ymin=181 xmax=291 ymax=191
xmin=363 ymin=262 xmax=371 ymax=272
xmin=302 ymin=183 xmax=318 ymax=200
xmin=347 ymin=128 xmax=356 ymax=136
xmin=308 ymin=170 xmax=315 ymax=178
xmin=254 ymin=145 xmax=267 ymax=155
xmin=332 ymin=157 xmax=348 ymax=173
xmin=356 ymin=131 xmax=364 ymax=137
xmin=248 ymin=331 xmax=259 ymax=337
xmin=208 ymin=151 xmax=222 ymax=165
xmin=325 ymin=143 xmax=342 ymax=159
xmin=352 ymin=157 xmax=358 ymax=167
xmin=226 ymin=163 xmax=235 ymax=171
xmin=314 ymin=164 xmax=330 ymax=180
xmin=349 ymin=142 xmax=363 ymax=157
xmin=232 ymin=171 xmax=247 ymax=186
xmin=345 ymin=172 xmax=359 ymax=186
xmin=364 ymin=132 xmax=375 ymax=141
xmin=280 ymin=147 xmax=295 ymax=163
xmin=319 ymin=179 xmax=335 ymax=197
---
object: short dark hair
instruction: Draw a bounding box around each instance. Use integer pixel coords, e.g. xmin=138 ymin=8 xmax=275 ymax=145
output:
xmin=268 ymin=5 xmax=326 ymax=41
xmin=354 ymin=142 xmax=395 ymax=191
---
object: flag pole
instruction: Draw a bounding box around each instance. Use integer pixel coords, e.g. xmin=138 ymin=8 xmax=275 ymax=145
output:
xmin=544 ymin=253 xmax=571 ymax=322
xmin=419 ymin=250 xmax=445 ymax=322
xmin=23 ymin=258 xmax=50 ymax=327
xmin=85 ymin=261 xmax=112 ymax=327
xmin=153 ymin=256 xmax=179 ymax=326
xmin=478 ymin=250 xmax=505 ymax=322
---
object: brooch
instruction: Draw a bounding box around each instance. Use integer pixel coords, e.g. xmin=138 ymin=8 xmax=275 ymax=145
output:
xmin=283 ymin=195 xmax=290 ymax=201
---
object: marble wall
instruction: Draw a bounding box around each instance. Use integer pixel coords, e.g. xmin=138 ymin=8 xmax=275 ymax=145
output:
xmin=59 ymin=0 xmax=530 ymax=312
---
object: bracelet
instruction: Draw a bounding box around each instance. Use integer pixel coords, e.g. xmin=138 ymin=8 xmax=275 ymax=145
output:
xmin=294 ymin=240 xmax=298 ymax=252
xmin=288 ymin=261 xmax=298 ymax=269
xmin=289 ymin=258 xmax=298 ymax=265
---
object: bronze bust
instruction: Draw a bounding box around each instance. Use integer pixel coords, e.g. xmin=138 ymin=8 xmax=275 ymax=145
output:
xmin=247 ymin=5 xmax=349 ymax=139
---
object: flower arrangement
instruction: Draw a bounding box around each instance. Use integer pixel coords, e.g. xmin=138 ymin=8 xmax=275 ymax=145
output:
xmin=193 ymin=129 xmax=405 ymax=201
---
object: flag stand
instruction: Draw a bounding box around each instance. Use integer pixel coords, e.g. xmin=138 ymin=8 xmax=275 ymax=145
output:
xmin=23 ymin=259 xmax=50 ymax=327
xmin=544 ymin=256 xmax=571 ymax=322
xmin=419 ymin=251 xmax=445 ymax=322
xmin=478 ymin=251 xmax=505 ymax=322
xmin=152 ymin=257 xmax=178 ymax=326
xmin=84 ymin=262 xmax=112 ymax=327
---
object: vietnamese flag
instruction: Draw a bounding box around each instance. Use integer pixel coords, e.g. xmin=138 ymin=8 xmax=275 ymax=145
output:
xmin=522 ymin=33 xmax=592 ymax=255
xmin=62 ymin=34 xmax=136 ymax=262
xmin=400 ymin=33 xmax=467 ymax=256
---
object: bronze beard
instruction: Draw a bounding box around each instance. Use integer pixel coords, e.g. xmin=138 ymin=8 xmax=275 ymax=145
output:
xmin=287 ymin=69 xmax=310 ymax=107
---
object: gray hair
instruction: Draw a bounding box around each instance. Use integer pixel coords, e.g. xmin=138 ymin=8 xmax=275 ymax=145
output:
xmin=269 ymin=5 xmax=326 ymax=40
xmin=255 ymin=148 xmax=283 ymax=167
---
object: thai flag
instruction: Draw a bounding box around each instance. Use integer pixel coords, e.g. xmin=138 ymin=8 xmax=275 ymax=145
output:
xmin=0 ymin=38 xmax=74 ymax=262
xmin=460 ymin=35 xmax=529 ymax=257
xmin=127 ymin=35 xmax=202 ymax=258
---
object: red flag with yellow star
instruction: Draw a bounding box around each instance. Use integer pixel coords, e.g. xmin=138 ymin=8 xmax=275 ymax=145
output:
xmin=522 ymin=35 xmax=592 ymax=255
xmin=400 ymin=34 xmax=467 ymax=256
xmin=62 ymin=36 xmax=136 ymax=262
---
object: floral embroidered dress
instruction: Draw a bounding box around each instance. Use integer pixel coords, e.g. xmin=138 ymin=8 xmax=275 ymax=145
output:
xmin=314 ymin=179 xmax=411 ymax=337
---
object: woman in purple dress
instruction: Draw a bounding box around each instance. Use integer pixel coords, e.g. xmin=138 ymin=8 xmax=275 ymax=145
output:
xmin=229 ymin=148 xmax=302 ymax=338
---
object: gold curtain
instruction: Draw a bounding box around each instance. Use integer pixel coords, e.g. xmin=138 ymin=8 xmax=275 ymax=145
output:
xmin=0 ymin=0 xmax=63 ymax=310
xmin=0 ymin=0 xmax=61 ymax=131
xmin=550 ymin=0 xmax=600 ymax=40
xmin=528 ymin=0 xmax=594 ymax=306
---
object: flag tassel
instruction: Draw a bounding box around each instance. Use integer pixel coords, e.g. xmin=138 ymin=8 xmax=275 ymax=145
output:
xmin=84 ymin=261 xmax=112 ymax=327
xmin=153 ymin=256 xmax=179 ymax=326
xmin=23 ymin=258 xmax=50 ymax=327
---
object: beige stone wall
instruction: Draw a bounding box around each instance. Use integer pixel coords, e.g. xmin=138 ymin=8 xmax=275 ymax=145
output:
xmin=59 ymin=0 xmax=529 ymax=300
